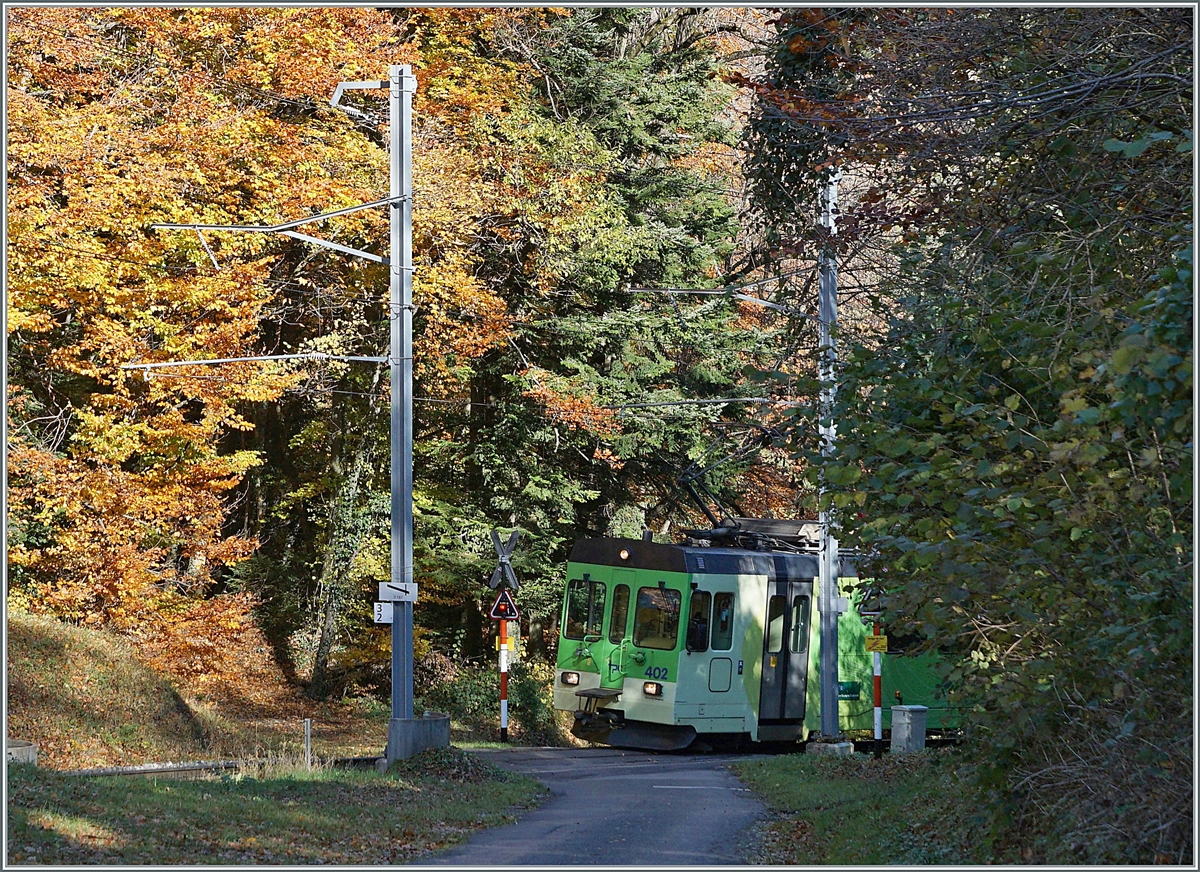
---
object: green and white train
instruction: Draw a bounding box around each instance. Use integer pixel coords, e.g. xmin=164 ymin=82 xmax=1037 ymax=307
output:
xmin=553 ymin=527 xmax=947 ymax=750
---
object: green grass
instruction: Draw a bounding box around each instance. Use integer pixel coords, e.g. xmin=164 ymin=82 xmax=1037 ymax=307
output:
xmin=5 ymin=614 xmax=560 ymax=864
xmin=731 ymin=749 xmax=1004 ymax=865
xmin=7 ymin=749 xmax=549 ymax=864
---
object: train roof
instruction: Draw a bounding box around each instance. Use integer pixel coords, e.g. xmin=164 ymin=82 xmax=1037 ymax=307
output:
xmin=569 ymin=537 xmax=858 ymax=579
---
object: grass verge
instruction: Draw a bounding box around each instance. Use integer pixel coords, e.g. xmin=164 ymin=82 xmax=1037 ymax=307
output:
xmin=731 ymin=748 xmax=1004 ymax=864
xmin=7 ymin=747 xmax=548 ymax=865
xmin=6 ymin=612 xmax=391 ymax=769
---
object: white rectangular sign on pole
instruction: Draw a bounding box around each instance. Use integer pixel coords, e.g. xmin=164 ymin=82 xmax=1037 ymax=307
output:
xmin=374 ymin=602 xmax=394 ymax=624
xmin=378 ymin=582 xmax=418 ymax=603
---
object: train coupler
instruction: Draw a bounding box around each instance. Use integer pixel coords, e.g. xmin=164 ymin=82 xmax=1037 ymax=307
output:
xmin=574 ymin=686 xmax=622 ymax=715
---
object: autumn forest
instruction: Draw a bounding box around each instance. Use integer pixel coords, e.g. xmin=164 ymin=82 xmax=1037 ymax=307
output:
xmin=6 ymin=7 xmax=1192 ymax=863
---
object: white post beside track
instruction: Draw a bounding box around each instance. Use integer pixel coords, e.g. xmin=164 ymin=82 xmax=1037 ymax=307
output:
xmin=305 ymin=718 xmax=312 ymax=770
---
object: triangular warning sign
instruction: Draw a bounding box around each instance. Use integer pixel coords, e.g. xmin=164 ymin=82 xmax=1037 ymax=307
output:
xmin=489 ymin=588 xmax=519 ymax=620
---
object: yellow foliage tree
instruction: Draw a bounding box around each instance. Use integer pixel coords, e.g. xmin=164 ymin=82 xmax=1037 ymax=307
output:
xmin=6 ymin=6 xmax=614 ymax=687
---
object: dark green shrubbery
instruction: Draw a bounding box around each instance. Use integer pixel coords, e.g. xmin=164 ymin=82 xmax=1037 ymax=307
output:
xmin=746 ymin=8 xmax=1191 ymax=863
xmin=422 ymin=659 xmax=571 ymax=746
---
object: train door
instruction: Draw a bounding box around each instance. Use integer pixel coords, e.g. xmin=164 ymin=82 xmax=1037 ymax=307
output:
xmin=759 ymin=574 xmax=813 ymax=723
xmin=602 ymin=569 xmax=636 ymax=689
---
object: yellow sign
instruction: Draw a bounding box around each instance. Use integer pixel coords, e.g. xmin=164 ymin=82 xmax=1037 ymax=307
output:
xmin=865 ymin=635 xmax=888 ymax=653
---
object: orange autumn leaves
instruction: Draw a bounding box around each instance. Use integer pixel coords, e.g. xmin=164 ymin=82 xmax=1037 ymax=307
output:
xmin=521 ymin=367 xmax=622 ymax=441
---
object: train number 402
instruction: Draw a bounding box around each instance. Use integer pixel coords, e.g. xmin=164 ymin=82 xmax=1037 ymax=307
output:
xmin=644 ymin=666 xmax=668 ymax=680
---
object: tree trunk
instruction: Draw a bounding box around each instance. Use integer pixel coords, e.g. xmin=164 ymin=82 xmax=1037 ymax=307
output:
xmin=307 ymin=549 xmax=341 ymax=700
xmin=460 ymin=600 xmax=483 ymax=661
xmin=525 ymin=614 xmax=548 ymax=660
xmin=307 ymin=436 xmax=372 ymax=700
xmin=547 ymin=612 xmax=560 ymax=660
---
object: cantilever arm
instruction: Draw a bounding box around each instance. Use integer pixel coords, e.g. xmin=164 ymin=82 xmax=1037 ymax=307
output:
xmin=121 ymin=352 xmax=388 ymax=373
xmin=333 ymin=80 xmax=389 ymax=92
xmin=148 ymin=195 xmax=406 ymax=263
xmin=149 ymin=194 xmax=405 ymax=234
xmin=330 ymin=80 xmax=389 ymax=117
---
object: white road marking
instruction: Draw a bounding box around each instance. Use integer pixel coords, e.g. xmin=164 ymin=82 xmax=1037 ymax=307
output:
xmin=652 ymin=785 xmax=752 ymax=790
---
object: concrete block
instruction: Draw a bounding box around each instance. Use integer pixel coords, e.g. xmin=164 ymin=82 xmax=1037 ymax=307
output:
xmin=891 ymin=705 xmax=929 ymax=753
xmin=385 ymin=711 xmax=450 ymax=764
xmin=6 ymin=740 xmax=37 ymax=766
xmin=806 ymin=740 xmax=854 ymax=756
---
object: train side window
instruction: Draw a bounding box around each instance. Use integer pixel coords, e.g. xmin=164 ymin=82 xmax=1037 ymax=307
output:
xmin=686 ymin=591 xmax=711 ymax=652
xmin=766 ymin=595 xmax=786 ymax=653
xmin=564 ymin=578 xmax=606 ymax=640
xmin=609 ymin=584 xmax=630 ymax=643
xmin=790 ymin=596 xmax=811 ymax=652
xmin=711 ymin=592 xmax=734 ymax=650
xmin=633 ymin=586 xmax=681 ymax=650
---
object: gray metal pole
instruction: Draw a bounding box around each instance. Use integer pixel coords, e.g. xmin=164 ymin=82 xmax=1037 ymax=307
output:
xmin=390 ymin=64 xmax=416 ymax=725
xmin=134 ymin=69 xmax=430 ymax=763
xmin=818 ymin=171 xmax=841 ymax=739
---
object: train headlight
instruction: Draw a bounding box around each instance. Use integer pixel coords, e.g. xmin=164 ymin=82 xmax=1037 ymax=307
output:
xmin=561 ymin=671 xmax=580 ymax=686
xmin=643 ymin=681 xmax=663 ymax=697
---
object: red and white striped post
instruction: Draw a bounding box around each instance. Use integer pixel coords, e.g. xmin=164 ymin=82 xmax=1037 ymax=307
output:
xmin=498 ymin=619 xmax=509 ymax=742
xmin=872 ymin=620 xmax=883 ymax=759
xmin=488 ymin=586 xmax=518 ymax=743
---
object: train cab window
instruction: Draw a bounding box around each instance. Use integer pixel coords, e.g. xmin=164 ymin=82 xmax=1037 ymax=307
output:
xmin=686 ymin=591 xmax=711 ymax=652
xmin=790 ymin=596 xmax=811 ymax=652
xmin=609 ymin=584 xmax=630 ymax=643
xmin=711 ymin=592 xmax=735 ymax=651
xmin=564 ymin=578 xmax=606 ymax=640
xmin=633 ymin=586 xmax=681 ymax=650
xmin=766 ymin=595 xmax=786 ymax=654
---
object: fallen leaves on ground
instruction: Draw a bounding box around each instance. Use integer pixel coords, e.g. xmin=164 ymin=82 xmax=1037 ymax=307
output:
xmin=746 ymin=815 xmax=823 ymax=865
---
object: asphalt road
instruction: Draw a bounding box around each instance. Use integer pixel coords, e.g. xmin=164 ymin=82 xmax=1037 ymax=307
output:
xmin=420 ymin=746 xmax=767 ymax=866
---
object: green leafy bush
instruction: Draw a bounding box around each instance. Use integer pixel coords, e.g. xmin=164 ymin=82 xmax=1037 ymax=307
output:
xmin=744 ymin=8 xmax=1191 ymax=863
xmin=422 ymin=659 xmax=570 ymax=746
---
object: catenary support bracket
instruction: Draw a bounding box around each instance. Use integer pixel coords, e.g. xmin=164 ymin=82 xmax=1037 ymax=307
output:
xmin=150 ymin=194 xmax=406 ymax=263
